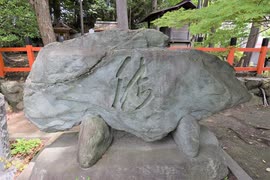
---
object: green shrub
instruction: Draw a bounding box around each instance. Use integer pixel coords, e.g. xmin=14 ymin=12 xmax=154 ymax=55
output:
xmin=11 ymin=138 xmax=41 ymax=156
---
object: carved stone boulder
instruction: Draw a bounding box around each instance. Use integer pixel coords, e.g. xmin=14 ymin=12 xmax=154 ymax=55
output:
xmin=24 ymin=30 xmax=250 ymax=170
xmin=24 ymin=31 xmax=250 ymax=139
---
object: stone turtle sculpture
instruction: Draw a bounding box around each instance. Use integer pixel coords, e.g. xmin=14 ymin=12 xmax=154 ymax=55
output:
xmin=24 ymin=29 xmax=250 ymax=169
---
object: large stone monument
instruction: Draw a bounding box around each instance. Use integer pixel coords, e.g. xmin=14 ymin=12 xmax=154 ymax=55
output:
xmin=24 ymin=29 xmax=251 ymax=180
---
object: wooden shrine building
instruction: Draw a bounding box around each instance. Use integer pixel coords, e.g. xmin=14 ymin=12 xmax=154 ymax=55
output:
xmin=141 ymin=0 xmax=196 ymax=46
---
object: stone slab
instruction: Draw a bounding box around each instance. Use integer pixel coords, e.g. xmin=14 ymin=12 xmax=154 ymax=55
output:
xmin=221 ymin=150 xmax=253 ymax=180
xmin=30 ymin=130 xmax=228 ymax=180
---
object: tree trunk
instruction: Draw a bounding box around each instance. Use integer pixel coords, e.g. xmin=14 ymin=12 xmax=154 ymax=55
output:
xmin=29 ymin=0 xmax=56 ymax=45
xmin=242 ymin=22 xmax=260 ymax=67
xmin=208 ymin=27 xmax=216 ymax=47
xmin=152 ymin=0 xmax=158 ymax=11
xmin=74 ymin=1 xmax=80 ymax=29
xmin=197 ymin=0 xmax=202 ymax=9
xmin=79 ymin=0 xmax=84 ymax=35
xmin=116 ymin=0 xmax=129 ymax=30
xmin=203 ymin=0 xmax=209 ymax=7
xmin=129 ymin=7 xmax=132 ymax=28
xmin=50 ymin=0 xmax=61 ymax=24
xmin=202 ymin=0 xmax=213 ymax=47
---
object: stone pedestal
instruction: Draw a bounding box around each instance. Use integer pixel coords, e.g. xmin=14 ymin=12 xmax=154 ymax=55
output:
xmin=30 ymin=129 xmax=228 ymax=180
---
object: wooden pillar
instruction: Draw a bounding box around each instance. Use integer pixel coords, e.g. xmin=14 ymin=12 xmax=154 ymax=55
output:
xmin=227 ymin=37 xmax=237 ymax=65
xmin=26 ymin=45 xmax=35 ymax=68
xmin=257 ymin=38 xmax=269 ymax=75
xmin=0 ymin=53 xmax=5 ymax=77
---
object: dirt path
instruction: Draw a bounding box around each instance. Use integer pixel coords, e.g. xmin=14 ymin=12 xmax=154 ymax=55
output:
xmin=201 ymin=104 xmax=270 ymax=180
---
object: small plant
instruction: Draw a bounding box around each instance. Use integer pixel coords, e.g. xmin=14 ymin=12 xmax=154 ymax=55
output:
xmin=0 ymin=157 xmax=26 ymax=172
xmin=262 ymin=71 xmax=270 ymax=77
xmin=11 ymin=138 xmax=41 ymax=156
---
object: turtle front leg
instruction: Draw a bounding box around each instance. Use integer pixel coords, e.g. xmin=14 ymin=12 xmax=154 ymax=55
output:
xmin=77 ymin=115 xmax=113 ymax=168
xmin=172 ymin=115 xmax=200 ymax=157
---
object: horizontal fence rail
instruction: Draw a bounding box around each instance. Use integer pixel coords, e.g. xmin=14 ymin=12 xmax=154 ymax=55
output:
xmin=169 ymin=38 xmax=270 ymax=75
xmin=0 ymin=43 xmax=269 ymax=78
xmin=170 ymin=46 xmax=270 ymax=74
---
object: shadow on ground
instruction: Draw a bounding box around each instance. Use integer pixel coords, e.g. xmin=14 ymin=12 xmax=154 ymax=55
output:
xmin=201 ymin=104 xmax=270 ymax=180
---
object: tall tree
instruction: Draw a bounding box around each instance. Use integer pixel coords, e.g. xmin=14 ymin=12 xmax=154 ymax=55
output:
xmin=152 ymin=0 xmax=157 ymax=11
xmin=242 ymin=22 xmax=260 ymax=66
xmin=203 ymin=0 xmax=209 ymax=7
xmin=127 ymin=0 xmax=152 ymax=29
xmin=49 ymin=0 xmax=61 ymax=24
xmin=116 ymin=0 xmax=129 ymax=30
xmin=29 ymin=0 xmax=56 ymax=45
xmin=57 ymin=0 xmax=115 ymax=31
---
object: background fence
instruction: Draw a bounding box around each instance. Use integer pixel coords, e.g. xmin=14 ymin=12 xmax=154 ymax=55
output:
xmin=0 ymin=39 xmax=269 ymax=78
xmin=169 ymin=38 xmax=270 ymax=75
xmin=0 ymin=45 xmax=41 ymax=77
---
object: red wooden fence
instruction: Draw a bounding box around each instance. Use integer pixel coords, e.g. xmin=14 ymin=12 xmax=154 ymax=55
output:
xmin=169 ymin=46 xmax=270 ymax=74
xmin=0 ymin=45 xmax=41 ymax=77
xmin=0 ymin=44 xmax=269 ymax=78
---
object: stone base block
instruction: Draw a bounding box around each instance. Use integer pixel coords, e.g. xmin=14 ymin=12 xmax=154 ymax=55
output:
xmin=30 ymin=129 xmax=228 ymax=180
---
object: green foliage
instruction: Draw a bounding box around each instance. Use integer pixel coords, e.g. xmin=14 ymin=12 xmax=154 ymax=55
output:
xmin=11 ymin=138 xmax=41 ymax=156
xmin=262 ymin=71 xmax=270 ymax=77
xmin=88 ymin=0 xmax=115 ymax=20
xmin=154 ymin=0 xmax=270 ymax=47
xmin=128 ymin=0 xmax=153 ymax=29
xmin=0 ymin=0 xmax=39 ymax=46
xmin=58 ymin=0 xmax=153 ymax=30
xmin=207 ymin=50 xmax=244 ymax=64
xmin=158 ymin=0 xmax=182 ymax=9
xmin=59 ymin=0 xmax=115 ymax=29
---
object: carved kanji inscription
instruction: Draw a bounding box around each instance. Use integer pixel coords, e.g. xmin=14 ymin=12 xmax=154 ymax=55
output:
xmin=112 ymin=56 xmax=153 ymax=111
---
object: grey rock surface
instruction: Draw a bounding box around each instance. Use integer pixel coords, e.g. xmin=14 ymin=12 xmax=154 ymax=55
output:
xmin=77 ymin=115 xmax=113 ymax=168
xmin=265 ymin=88 xmax=270 ymax=97
xmin=172 ymin=115 xmax=200 ymax=157
xmin=239 ymin=77 xmax=270 ymax=106
xmin=15 ymin=102 xmax=24 ymax=111
xmin=0 ymin=94 xmax=10 ymax=160
xmin=190 ymin=145 xmax=228 ymax=180
xmin=24 ymin=29 xmax=250 ymax=141
xmin=199 ymin=125 xmax=219 ymax=146
xmin=30 ymin=130 xmax=228 ymax=180
xmin=245 ymin=79 xmax=263 ymax=90
xmin=0 ymin=81 xmax=24 ymax=111
xmin=190 ymin=125 xmax=227 ymax=180
xmin=0 ymin=93 xmax=15 ymax=180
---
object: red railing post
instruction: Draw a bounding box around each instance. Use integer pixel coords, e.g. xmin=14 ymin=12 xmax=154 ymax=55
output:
xmin=0 ymin=53 xmax=5 ymax=77
xmin=26 ymin=45 xmax=35 ymax=68
xmin=257 ymin=38 xmax=269 ymax=75
xmin=227 ymin=38 xmax=237 ymax=66
xmin=227 ymin=47 xmax=235 ymax=65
